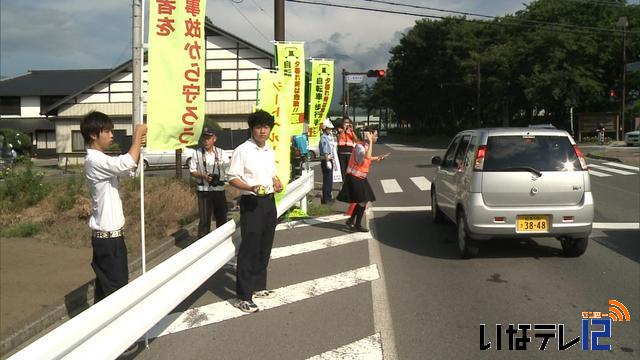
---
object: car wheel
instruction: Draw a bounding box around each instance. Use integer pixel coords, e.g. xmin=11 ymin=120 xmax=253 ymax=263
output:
xmin=431 ymin=188 xmax=445 ymax=223
xmin=143 ymin=159 xmax=149 ymax=171
xmin=457 ymin=212 xmax=479 ymax=259
xmin=560 ymin=237 xmax=588 ymax=257
xmin=308 ymin=150 xmax=316 ymax=160
xmin=184 ymin=157 xmax=191 ymax=169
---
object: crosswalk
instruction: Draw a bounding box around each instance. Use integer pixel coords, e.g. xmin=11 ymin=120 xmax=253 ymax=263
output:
xmin=379 ymin=176 xmax=432 ymax=194
xmin=140 ymin=216 xmax=388 ymax=359
xmin=588 ymin=162 xmax=639 ymax=177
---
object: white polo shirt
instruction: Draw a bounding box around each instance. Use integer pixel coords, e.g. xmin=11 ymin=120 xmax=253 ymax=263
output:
xmin=189 ymin=146 xmax=230 ymax=192
xmin=227 ymin=138 xmax=277 ymax=196
xmin=85 ymin=149 xmax=137 ymax=231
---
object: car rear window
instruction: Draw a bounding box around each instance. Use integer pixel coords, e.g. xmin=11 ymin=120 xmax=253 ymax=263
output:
xmin=484 ymin=135 xmax=580 ymax=172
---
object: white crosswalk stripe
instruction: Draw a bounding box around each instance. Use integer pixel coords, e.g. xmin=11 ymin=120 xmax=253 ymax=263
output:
xmin=409 ymin=176 xmax=431 ymax=191
xmin=381 ymin=179 xmax=403 ymax=193
xmin=147 ymin=265 xmax=380 ymax=338
xmin=589 ymin=169 xmax=612 ymax=177
xmin=589 ymin=163 xmax=635 ymax=175
xmin=603 ymin=162 xmax=639 ymax=172
xmin=307 ymin=333 xmax=383 ymax=360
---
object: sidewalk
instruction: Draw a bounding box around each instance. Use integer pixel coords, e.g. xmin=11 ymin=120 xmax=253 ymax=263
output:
xmin=580 ymin=142 xmax=640 ymax=167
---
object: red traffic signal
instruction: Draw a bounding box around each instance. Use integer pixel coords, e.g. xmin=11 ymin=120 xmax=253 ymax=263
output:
xmin=609 ymin=89 xmax=616 ymax=97
xmin=367 ymin=69 xmax=385 ymax=78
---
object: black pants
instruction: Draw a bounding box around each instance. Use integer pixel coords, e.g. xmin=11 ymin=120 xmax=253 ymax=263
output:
xmin=197 ymin=190 xmax=228 ymax=238
xmin=236 ymin=195 xmax=277 ymax=301
xmin=321 ymin=159 xmax=333 ymax=203
xmin=338 ymin=152 xmax=351 ymax=181
xmin=91 ymin=236 xmax=128 ymax=303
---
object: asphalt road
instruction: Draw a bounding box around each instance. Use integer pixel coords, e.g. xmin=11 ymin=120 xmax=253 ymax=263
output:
xmin=127 ymin=140 xmax=639 ymax=360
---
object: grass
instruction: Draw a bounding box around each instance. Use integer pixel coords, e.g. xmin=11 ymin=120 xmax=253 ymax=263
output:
xmin=0 ymin=222 xmax=41 ymax=237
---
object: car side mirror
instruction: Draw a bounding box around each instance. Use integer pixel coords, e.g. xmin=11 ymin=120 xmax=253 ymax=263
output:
xmin=431 ymin=156 xmax=442 ymax=166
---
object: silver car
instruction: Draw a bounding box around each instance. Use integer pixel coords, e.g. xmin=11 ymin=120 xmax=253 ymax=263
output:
xmin=431 ymin=128 xmax=593 ymax=258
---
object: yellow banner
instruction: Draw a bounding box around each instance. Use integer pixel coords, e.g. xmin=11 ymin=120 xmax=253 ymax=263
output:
xmin=275 ymin=42 xmax=305 ymax=135
xmin=308 ymin=59 xmax=334 ymax=147
xmin=147 ymin=0 xmax=207 ymax=150
xmin=256 ymin=70 xmax=291 ymax=202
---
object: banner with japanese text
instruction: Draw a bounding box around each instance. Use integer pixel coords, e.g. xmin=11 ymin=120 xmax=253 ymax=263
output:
xmin=147 ymin=0 xmax=207 ymax=150
xmin=256 ymin=69 xmax=291 ymax=202
xmin=308 ymin=59 xmax=334 ymax=148
xmin=275 ymin=42 xmax=305 ymax=136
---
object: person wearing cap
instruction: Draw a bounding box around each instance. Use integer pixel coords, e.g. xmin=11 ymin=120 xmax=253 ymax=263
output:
xmin=319 ymin=118 xmax=336 ymax=204
xmin=189 ymin=125 xmax=230 ymax=238
xmin=227 ymin=110 xmax=283 ymax=313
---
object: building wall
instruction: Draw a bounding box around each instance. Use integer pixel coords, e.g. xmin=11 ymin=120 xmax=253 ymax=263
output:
xmin=20 ymin=96 xmax=41 ymax=117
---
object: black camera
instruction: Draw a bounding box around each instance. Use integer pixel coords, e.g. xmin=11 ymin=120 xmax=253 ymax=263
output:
xmin=208 ymin=173 xmax=225 ymax=187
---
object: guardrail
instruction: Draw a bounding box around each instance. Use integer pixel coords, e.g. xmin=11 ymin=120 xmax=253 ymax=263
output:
xmin=9 ymin=170 xmax=315 ymax=360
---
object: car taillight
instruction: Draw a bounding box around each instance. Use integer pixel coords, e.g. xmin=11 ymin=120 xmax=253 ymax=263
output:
xmin=474 ymin=145 xmax=486 ymax=171
xmin=573 ymin=145 xmax=588 ymax=170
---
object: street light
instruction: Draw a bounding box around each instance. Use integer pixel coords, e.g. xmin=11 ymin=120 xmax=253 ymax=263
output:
xmin=617 ymin=16 xmax=628 ymax=141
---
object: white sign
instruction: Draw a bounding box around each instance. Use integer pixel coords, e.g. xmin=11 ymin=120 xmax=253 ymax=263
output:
xmin=346 ymin=74 xmax=365 ymax=84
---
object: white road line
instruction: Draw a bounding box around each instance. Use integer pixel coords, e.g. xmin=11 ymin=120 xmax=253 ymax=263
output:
xmin=271 ymin=232 xmax=372 ymax=259
xmin=409 ymin=176 xmax=432 ymax=191
xmin=146 ymin=265 xmax=380 ymax=339
xmin=593 ymin=222 xmax=640 ymax=230
xmin=380 ymin=179 xmax=403 ymax=193
xmin=371 ymin=206 xmax=431 ymax=212
xmin=384 ymin=143 xmax=444 ymax=152
xmin=588 ymin=169 xmax=612 ymax=177
xmin=367 ymin=210 xmax=398 ymax=360
xmin=276 ymin=214 xmax=349 ymax=231
xmin=589 ymin=164 xmax=635 ymax=175
xmin=307 ymin=333 xmax=383 ymax=360
xmin=603 ymin=162 xmax=639 ymax=172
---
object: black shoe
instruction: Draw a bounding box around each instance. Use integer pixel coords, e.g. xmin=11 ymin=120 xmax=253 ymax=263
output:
xmin=346 ymin=218 xmax=355 ymax=228
xmin=354 ymin=225 xmax=369 ymax=233
xmin=235 ymin=300 xmax=259 ymax=313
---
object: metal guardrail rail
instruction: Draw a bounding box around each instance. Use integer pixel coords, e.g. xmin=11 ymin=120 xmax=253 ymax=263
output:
xmin=9 ymin=170 xmax=315 ymax=360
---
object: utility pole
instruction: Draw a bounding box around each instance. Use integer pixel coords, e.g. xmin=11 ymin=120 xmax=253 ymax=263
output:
xmin=618 ymin=16 xmax=628 ymax=140
xmin=342 ymin=68 xmax=349 ymax=118
xmin=275 ymin=0 xmax=285 ymax=41
xmin=476 ymin=61 xmax=481 ymax=127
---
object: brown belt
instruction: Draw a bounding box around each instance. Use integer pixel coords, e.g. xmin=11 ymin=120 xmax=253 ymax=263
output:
xmin=92 ymin=229 xmax=123 ymax=239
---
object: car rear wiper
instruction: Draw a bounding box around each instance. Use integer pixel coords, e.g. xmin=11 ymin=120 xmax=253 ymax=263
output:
xmin=496 ymin=166 xmax=542 ymax=177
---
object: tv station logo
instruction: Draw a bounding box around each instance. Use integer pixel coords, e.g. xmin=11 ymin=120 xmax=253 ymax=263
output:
xmin=480 ymin=299 xmax=631 ymax=351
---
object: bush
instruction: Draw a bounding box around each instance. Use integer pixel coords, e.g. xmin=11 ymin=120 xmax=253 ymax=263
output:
xmin=0 ymin=128 xmax=32 ymax=156
xmin=0 ymin=163 xmax=51 ymax=211
xmin=56 ymin=176 xmax=85 ymax=211
xmin=0 ymin=222 xmax=41 ymax=237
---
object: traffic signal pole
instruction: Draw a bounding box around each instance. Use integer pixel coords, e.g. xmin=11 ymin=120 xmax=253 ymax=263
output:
xmin=275 ymin=0 xmax=285 ymax=41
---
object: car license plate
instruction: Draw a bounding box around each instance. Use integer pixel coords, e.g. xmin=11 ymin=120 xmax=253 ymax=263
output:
xmin=517 ymin=215 xmax=549 ymax=232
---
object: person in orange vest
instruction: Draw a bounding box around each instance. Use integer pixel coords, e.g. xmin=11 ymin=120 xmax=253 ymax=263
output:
xmin=336 ymin=117 xmax=357 ymax=180
xmin=337 ymin=125 xmax=387 ymax=232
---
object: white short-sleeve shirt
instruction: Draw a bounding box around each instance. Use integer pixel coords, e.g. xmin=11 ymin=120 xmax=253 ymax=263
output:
xmin=227 ymin=138 xmax=277 ymax=196
xmin=85 ymin=149 xmax=137 ymax=231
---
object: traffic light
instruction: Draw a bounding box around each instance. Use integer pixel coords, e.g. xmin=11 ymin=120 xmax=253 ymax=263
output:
xmin=367 ymin=69 xmax=385 ymax=78
xmin=609 ymin=89 xmax=617 ymax=102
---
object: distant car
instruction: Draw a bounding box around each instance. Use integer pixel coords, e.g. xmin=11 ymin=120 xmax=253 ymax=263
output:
xmin=624 ymin=129 xmax=639 ymax=146
xmin=142 ymin=147 xmax=195 ymax=170
xmin=431 ymin=127 xmax=593 ymax=258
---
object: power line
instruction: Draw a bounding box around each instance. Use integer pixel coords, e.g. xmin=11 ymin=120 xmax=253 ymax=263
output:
xmin=230 ymin=0 xmax=271 ymax=42
xmin=285 ymin=0 xmax=639 ymax=35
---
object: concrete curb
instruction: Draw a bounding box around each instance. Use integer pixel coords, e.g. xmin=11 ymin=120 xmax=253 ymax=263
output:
xmin=0 ymin=221 xmax=198 ymax=357
xmin=585 ymin=153 xmax=622 ymax=163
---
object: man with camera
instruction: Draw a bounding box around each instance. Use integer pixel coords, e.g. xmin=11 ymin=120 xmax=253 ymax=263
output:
xmin=189 ymin=125 xmax=230 ymax=238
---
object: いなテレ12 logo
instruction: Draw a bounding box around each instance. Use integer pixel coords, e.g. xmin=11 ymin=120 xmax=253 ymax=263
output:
xmin=581 ymin=299 xmax=631 ymax=351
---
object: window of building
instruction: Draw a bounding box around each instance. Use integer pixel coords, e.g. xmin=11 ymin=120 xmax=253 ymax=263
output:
xmin=205 ymin=70 xmax=222 ymax=88
xmin=40 ymin=96 xmax=65 ymax=115
xmin=0 ymin=96 xmax=21 ymax=115
xmin=71 ymin=131 xmax=85 ymax=152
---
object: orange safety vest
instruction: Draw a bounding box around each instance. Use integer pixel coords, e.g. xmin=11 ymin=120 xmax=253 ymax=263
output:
xmin=337 ymin=130 xmax=356 ymax=148
xmin=346 ymin=142 xmax=371 ymax=179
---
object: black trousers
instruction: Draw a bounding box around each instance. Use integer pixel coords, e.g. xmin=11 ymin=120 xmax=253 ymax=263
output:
xmin=236 ymin=195 xmax=277 ymax=301
xmin=320 ymin=159 xmax=333 ymax=203
xmin=197 ymin=190 xmax=228 ymax=238
xmin=91 ymin=236 xmax=128 ymax=303
xmin=338 ymin=152 xmax=351 ymax=181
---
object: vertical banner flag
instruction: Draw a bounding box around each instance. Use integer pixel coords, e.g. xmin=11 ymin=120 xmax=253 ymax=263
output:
xmin=308 ymin=59 xmax=334 ymax=148
xmin=275 ymin=42 xmax=305 ymax=136
xmin=256 ymin=69 xmax=291 ymax=202
xmin=147 ymin=0 xmax=207 ymax=150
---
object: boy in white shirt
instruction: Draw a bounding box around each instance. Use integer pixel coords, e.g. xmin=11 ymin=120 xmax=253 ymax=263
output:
xmin=80 ymin=111 xmax=147 ymax=303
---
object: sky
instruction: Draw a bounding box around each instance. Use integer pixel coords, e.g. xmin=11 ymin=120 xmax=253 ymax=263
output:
xmin=0 ymin=0 xmax=538 ymax=79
